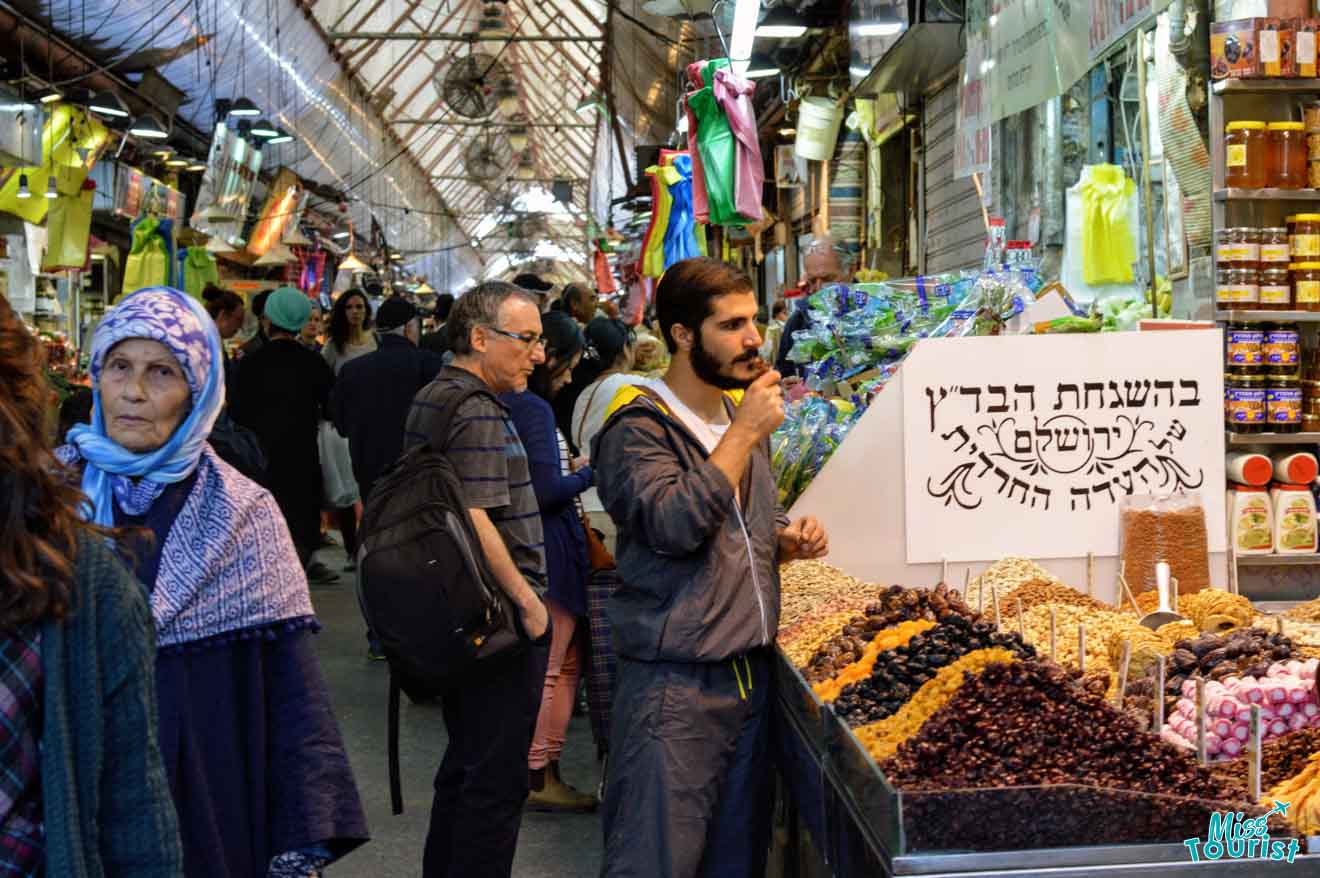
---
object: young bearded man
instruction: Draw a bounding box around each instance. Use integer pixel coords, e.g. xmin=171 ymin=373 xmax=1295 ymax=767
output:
xmin=592 ymin=257 xmax=829 ymax=877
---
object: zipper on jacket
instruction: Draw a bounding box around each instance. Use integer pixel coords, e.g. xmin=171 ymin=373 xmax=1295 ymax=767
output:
xmin=732 ymin=501 xmax=769 ymax=646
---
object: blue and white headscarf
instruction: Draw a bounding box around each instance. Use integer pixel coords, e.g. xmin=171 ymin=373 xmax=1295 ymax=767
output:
xmin=60 ymin=286 xmax=314 ymax=648
xmin=67 ymin=286 xmax=224 ymax=526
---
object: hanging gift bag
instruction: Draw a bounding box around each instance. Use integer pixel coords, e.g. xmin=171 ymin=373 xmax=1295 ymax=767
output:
xmin=123 ymin=216 xmax=170 ymax=295
xmin=41 ymin=181 xmax=94 ymax=272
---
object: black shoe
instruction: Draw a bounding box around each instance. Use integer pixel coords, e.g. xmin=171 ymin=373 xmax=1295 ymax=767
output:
xmin=343 ymin=559 xmax=357 ymax=572
xmin=305 ymin=562 xmax=337 ymax=585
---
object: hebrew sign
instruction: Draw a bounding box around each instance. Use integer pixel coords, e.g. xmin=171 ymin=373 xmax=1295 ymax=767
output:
xmin=902 ymin=332 xmax=1226 ymax=562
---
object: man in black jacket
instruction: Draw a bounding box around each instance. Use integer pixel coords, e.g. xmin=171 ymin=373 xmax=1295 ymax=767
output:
xmin=419 ymin=292 xmax=455 ymax=357
xmin=334 ymin=296 xmax=445 ymax=505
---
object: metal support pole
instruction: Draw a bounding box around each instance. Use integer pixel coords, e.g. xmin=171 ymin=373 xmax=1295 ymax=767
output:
xmin=1137 ymin=29 xmax=1159 ymax=318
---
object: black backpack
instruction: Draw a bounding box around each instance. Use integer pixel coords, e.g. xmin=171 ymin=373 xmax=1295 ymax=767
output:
xmin=357 ymin=384 xmax=524 ymax=814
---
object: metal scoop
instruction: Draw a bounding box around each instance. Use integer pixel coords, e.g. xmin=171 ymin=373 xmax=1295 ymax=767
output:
xmin=1139 ymin=561 xmax=1187 ymax=630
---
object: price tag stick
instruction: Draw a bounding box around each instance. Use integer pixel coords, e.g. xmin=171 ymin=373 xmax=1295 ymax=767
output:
xmin=978 ymin=575 xmax=985 ymax=615
xmin=1078 ymin=624 xmax=1087 ymax=674
xmin=1016 ymin=596 xmax=1025 ymax=641
xmin=1087 ymin=552 xmax=1094 ymax=598
xmin=1154 ymin=656 xmax=1165 ymax=731
xmin=1115 ymin=640 xmax=1132 ymax=710
xmin=1278 ymin=616 xmax=1286 ymax=637
xmin=1196 ymin=677 xmax=1208 ymax=766
xmin=1049 ymin=605 xmax=1057 ymax=662
xmin=941 ymin=558 xmax=948 ymax=586
xmin=1119 ymin=571 xmax=1142 ymax=618
xmin=962 ymin=568 xmax=971 ymax=600
xmin=1248 ymin=704 xmax=1263 ymax=803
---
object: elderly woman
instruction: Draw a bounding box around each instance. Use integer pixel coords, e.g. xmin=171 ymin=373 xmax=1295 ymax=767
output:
xmin=58 ymin=287 xmax=368 ymax=877
xmin=0 ymin=292 xmax=181 ymax=876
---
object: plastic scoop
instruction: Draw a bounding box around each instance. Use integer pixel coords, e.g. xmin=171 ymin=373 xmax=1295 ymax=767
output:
xmin=1140 ymin=561 xmax=1187 ymax=630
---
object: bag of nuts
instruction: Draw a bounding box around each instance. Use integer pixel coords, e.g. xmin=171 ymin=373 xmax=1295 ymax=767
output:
xmin=1119 ymin=494 xmax=1212 ymax=596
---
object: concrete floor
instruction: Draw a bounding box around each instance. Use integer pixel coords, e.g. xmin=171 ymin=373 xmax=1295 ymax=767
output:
xmin=307 ymin=544 xmax=605 ymax=877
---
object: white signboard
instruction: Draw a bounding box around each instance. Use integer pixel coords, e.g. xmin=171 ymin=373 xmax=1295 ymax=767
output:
xmin=902 ymin=332 xmax=1226 ymax=563
xmin=955 ymin=35 xmax=993 ymax=180
xmin=1090 ymin=0 xmax=1170 ymax=64
xmin=973 ymin=0 xmax=1090 ymax=125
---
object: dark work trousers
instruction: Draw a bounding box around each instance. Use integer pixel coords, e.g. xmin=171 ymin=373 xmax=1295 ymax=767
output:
xmin=600 ymin=646 xmax=773 ymax=878
xmin=423 ymin=639 xmax=551 ymax=878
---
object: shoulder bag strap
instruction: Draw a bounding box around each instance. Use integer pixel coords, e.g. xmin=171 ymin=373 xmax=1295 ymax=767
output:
xmin=574 ymin=375 xmax=612 ymax=454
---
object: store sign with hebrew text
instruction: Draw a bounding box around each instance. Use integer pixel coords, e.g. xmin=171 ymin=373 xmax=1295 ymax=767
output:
xmin=1089 ymin=0 xmax=1171 ymax=64
xmin=902 ymin=332 xmax=1226 ymax=562
xmin=966 ymin=0 xmax=1090 ymax=125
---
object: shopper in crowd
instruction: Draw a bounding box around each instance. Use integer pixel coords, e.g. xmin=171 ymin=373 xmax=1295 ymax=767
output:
xmin=203 ymin=284 xmax=244 ymax=397
xmin=571 ymin=317 xmax=640 ymax=551
xmin=420 ymin=291 xmax=456 ymax=356
xmin=499 ymin=309 xmax=597 ymax=813
xmin=334 ymin=296 xmax=444 ymax=659
xmin=57 ymin=385 xmax=95 ymax=446
xmin=301 ymin=302 xmax=324 ymax=352
xmin=512 ymin=272 xmax=554 ymax=309
xmin=232 ymin=287 xmax=338 ymax=584
xmin=404 ymin=280 xmax=552 ymax=878
xmin=58 ymin=286 xmax=368 ymax=877
xmin=775 ymin=235 xmax=851 ymax=377
xmin=760 ymin=299 xmax=788 ymax=364
xmin=0 ymin=292 xmax=183 ymax=877
xmin=238 ymin=288 xmax=272 ymax=358
xmin=558 ymin=283 xmax=597 ymax=327
xmin=593 ymin=257 xmax=829 ymax=878
xmin=321 ymin=288 xmax=375 ymax=565
xmin=550 ymin=284 xmax=609 ymax=448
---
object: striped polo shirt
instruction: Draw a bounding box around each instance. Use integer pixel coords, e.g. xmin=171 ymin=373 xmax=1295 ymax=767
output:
xmin=405 ymin=365 xmax=547 ymax=595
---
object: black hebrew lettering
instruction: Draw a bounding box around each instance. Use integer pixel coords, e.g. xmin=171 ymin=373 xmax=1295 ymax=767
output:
xmin=1054 ymin=383 xmax=1080 ymax=410
xmin=942 ymin=425 xmax=972 ymax=451
xmin=987 ymin=385 xmax=1009 ymax=413
xmin=1167 ymin=419 xmax=1187 ymax=442
xmin=1113 ymin=471 xmax=1135 ymax=495
xmin=1031 ymin=486 xmax=1050 ymax=509
xmin=1178 ymin=380 xmax=1200 ymax=406
xmin=993 ymin=466 xmax=1012 ymax=494
xmin=1014 ymin=430 xmax=1033 ymax=454
xmin=1055 ymin=427 xmax=1081 ymax=452
xmin=1108 ymin=380 xmax=1123 ymax=408
xmin=1009 ymin=477 xmax=1030 ymax=503
xmin=1083 ymin=382 xmax=1105 ymax=409
xmin=1094 ymin=426 xmax=1111 ymax=450
xmin=926 ymin=386 xmax=952 ymax=432
xmin=1070 ymin=487 xmax=1092 ymax=511
xmin=1014 ymin=384 xmax=1036 ymax=411
xmin=960 ymin=386 xmax=983 ymax=413
xmin=1124 ymin=380 xmax=1151 ymax=407
xmin=1132 ymin=457 xmax=1155 ymax=485
xmin=977 ymin=451 xmax=995 ymax=476
xmin=1154 ymin=379 xmax=1175 ymax=407
xmin=1035 ymin=420 xmax=1053 ymax=453
xmin=1092 ymin=481 xmax=1116 ymax=504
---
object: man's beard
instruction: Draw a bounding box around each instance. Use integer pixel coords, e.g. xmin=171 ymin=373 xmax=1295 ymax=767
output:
xmin=691 ymin=329 xmax=760 ymax=391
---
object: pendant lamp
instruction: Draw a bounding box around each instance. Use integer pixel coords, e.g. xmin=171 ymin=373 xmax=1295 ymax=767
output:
xmin=254 ymin=242 xmax=296 ymax=266
xmin=128 ymin=112 xmax=170 ymax=139
xmin=339 ymin=251 xmax=368 ymax=272
xmin=199 ymin=201 xmax=237 ymax=224
xmin=266 ymin=129 xmax=294 ymax=145
xmin=16 ymin=174 xmax=31 ymax=199
xmin=250 ymin=118 xmax=279 ymax=139
xmin=205 ymin=236 xmax=236 ymax=253
xmin=89 ymin=91 xmax=130 ymax=118
xmin=44 ymin=176 xmax=58 ymax=198
xmin=228 ymin=97 xmax=261 ymax=117
xmin=283 ymin=223 xmax=312 ymax=246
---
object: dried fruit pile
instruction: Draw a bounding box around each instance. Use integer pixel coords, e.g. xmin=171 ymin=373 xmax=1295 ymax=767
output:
xmin=1125 ymin=628 xmax=1298 ymax=719
xmin=832 ymin=615 xmax=1036 ymax=726
xmin=1213 ymin=727 xmax=1320 ymax=792
xmin=781 ymin=608 xmax=873 ymax=669
xmin=812 ymin=620 xmax=935 ymax=702
xmin=801 ymin=583 xmax=979 ymax=683
xmin=880 ymin=661 xmax=1245 ymax=803
xmin=1267 ymin=752 xmax=1320 ymax=835
xmin=1160 ymin=659 xmax=1320 ymax=759
xmin=1125 ymin=588 xmax=1255 ymax=633
xmin=1285 ymin=594 xmax=1320 ymax=624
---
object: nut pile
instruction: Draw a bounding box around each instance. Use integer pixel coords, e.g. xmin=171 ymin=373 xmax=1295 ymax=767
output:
xmin=800 ymin=582 xmax=979 ymax=683
xmin=781 ymin=609 xmax=870 ymax=669
xmin=983 ymin=578 xmax=1110 ymax=624
xmin=964 ymin=558 xmax=1059 ymax=610
xmin=778 ymin=592 xmax=875 ymax=648
xmin=779 ymin=560 xmax=880 ymax=631
xmin=1018 ymin=603 xmax=1145 ymax=676
xmin=879 ymin=661 xmax=1247 ymax=804
xmin=853 ymin=648 xmax=1019 ymax=763
xmin=832 ymin=616 xmax=1036 ymax=726
xmin=1285 ymin=594 xmax=1320 ymax=624
xmin=812 ymin=620 xmax=935 ymax=702
xmin=1126 ymin=588 xmax=1255 ymax=633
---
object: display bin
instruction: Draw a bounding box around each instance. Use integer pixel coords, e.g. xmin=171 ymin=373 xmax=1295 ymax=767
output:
xmin=774 ymin=647 xmax=829 ymax=754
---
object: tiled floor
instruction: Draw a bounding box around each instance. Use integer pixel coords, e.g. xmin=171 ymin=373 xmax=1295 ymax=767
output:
xmin=308 ymin=544 xmax=604 ymax=877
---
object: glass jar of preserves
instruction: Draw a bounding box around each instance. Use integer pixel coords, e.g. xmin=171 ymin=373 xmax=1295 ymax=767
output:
xmin=1294 ymin=262 xmax=1320 ymax=311
xmin=1226 ymin=372 xmax=1267 ymax=433
xmin=1261 ymin=227 xmax=1290 ymax=265
xmin=1294 ymin=215 xmax=1320 ymax=259
xmin=1216 ymin=266 xmax=1259 ymax=310
xmin=1265 ymin=322 xmax=1302 ymax=374
xmin=1227 ymin=322 xmax=1266 ymax=371
xmin=1216 ymin=227 xmax=1260 ymax=269
xmin=1226 ymin=121 xmax=1269 ymax=189
xmin=1304 ymin=413 xmax=1320 ymax=433
xmin=1260 ymin=266 xmax=1292 ymax=309
xmin=1268 ymin=375 xmax=1303 ymax=433
xmin=1270 ymin=122 xmax=1309 ymax=189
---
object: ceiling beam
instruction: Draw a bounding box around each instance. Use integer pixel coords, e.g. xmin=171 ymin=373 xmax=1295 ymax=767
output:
xmin=389 ymin=118 xmax=592 ymax=127
xmin=329 ymin=32 xmax=604 ymax=42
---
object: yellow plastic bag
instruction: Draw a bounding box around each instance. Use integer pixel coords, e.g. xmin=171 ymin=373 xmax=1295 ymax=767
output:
xmin=0 ymin=105 xmax=109 ymax=224
xmin=123 ymin=217 xmax=170 ymax=295
xmin=42 ymin=185 xmax=94 ymax=272
xmin=1076 ymin=164 xmax=1137 ymax=286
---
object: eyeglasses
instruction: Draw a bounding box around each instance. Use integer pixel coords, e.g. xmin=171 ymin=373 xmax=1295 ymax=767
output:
xmin=486 ymin=326 xmax=547 ymax=350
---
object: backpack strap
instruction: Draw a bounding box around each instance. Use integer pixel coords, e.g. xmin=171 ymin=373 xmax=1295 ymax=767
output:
xmin=425 ymin=382 xmax=501 ymax=455
xmin=388 ymin=670 xmax=404 ymax=815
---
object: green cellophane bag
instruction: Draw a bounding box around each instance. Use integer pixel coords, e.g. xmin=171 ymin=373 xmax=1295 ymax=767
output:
xmin=688 ymin=59 xmax=744 ymax=227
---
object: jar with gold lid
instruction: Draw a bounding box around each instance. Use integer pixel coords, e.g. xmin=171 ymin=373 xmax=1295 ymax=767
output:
xmin=1226 ymin=122 xmax=1269 ymax=189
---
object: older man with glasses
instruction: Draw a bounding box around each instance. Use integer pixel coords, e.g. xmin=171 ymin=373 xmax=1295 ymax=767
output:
xmin=403 ymin=281 xmax=554 ymax=878
xmin=774 ymin=235 xmax=854 ymax=378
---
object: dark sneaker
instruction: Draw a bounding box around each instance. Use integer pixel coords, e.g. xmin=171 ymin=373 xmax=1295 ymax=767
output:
xmin=305 ymin=562 xmax=337 ymax=585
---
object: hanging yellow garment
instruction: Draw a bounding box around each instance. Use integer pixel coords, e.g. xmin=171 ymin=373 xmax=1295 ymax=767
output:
xmin=695 ymin=222 xmax=708 ymax=257
xmin=123 ymin=217 xmax=170 ymax=295
xmin=0 ymin=104 xmax=109 ymax=224
xmin=1076 ymin=164 xmax=1137 ymax=286
xmin=642 ymin=160 xmax=680 ymax=278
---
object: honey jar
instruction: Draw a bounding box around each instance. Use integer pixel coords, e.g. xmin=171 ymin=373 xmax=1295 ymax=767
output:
xmin=1268 ymin=375 xmax=1303 ymax=433
xmin=1294 ymin=262 xmax=1320 ymax=311
xmin=1261 ymin=227 xmax=1290 ymax=265
xmin=1216 ymin=227 xmax=1260 ymax=268
xmin=1270 ymin=122 xmax=1309 ymax=189
xmin=1226 ymin=121 xmax=1269 ymax=189
xmin=1226 ymin=372 xmax=1267 ymax=434
xmin=1294 ymin=215 xmax=1320 ymax=259
xmin=1261 ymin=266 xmax=1292 ymax=309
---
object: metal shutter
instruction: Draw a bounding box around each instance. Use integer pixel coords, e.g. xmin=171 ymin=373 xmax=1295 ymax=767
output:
xmin=923 ymin=80 xmax=989 ymax=274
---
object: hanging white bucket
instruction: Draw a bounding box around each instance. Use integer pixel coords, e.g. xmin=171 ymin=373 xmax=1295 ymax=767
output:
xmin=795 ymin=97 xmax=845 ymax=162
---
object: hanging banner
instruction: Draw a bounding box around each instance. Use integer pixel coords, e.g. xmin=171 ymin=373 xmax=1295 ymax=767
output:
xmin=955 ymin=31 xmax=993 ymax=180
xmin=190 ymin=121 xmax=262 ymax=237
xmin=967 ymin=0 xmax=1090 ymax=125
xmin=1089 ymin=0 xmax=1172 ymax=63
xmin=902 ymin=332 xmax=1226 ymax=563
xmin=114 ymin=167 xmax=184 ymax=222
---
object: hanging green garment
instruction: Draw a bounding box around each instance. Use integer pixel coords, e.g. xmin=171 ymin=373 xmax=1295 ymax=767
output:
xmin=182 ymin=247 xmax=220 ymax=300
xmin=122 ymin=216 xmax=170 ymax=295
xmin=1076 ymin=164 xmax=1137 ymax=286
xmin=687 ymin=59 xmax=743 ymax=227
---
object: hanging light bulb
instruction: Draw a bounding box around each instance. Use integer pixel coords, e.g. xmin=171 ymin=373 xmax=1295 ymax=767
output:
xmin=339 ymin=252 xmax=369 ymax=272
xmin=16 ymin=174 xmax=31 ymax=199
xmin=254 ymin=242 xmax=296 ymax=266
xmin=508 ymin=118 xmax=530 ymax=152
xmin=44 ymin=176 xmax=58 ymax=198
xmin=515 ymin=153 xmax=536 ymax=180
xmin=34 ymin=86 xmax=62 ymax=105
xmin=165 ymin=155 xmax=189 ymax=168
xmin=250 ymin=118 xmax=279 ymax=139
xmin=228 ymin=97 xmax=261 ymax=117
xmin=266 ymin=128 xmax=294 ymax=145
xmin=88 ymin=90 xmax=129 ymax=118
xmin=128 ymin=112 xmax=170 ymax=139
xmin=495 ymin=77 xmax=520 ymax=116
